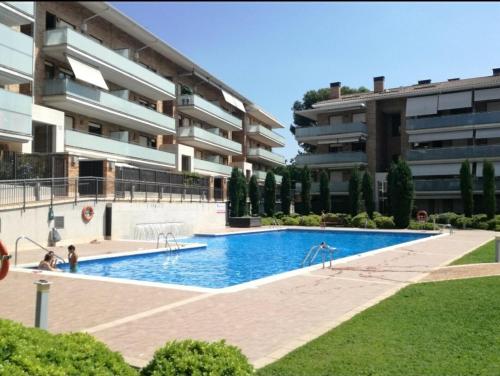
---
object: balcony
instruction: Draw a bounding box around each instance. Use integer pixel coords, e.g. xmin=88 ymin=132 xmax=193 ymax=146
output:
xmin=0 ymin=23 xmax=33 ymax=84
xmin=65 ymin=130 xmax=175 ymax=167
xmin=406 ymin=111 xmax=500 ymax=131
xmin=252 ymin=170 xmax=282 ymax=184
xmin=406 ymin=145 xmax=500 ymax=162
xmin=0 ymin=2 xmax=34 ymax=26
xmin=295 ymin=151 xmax=367 ymax=167
xmin=295 ymin=122 xmax=368 ymax=144
xmin=177 ymin=94 xmax=242 ymax=132
xmin=194 ymin=158 xmax=233 ymax=177
xmin=177 ymin=126 xmax=242 ymax=156
xmin=43 ymin=79 xmax=175 ymax=135
xmin=0 ymin=88 xmax=32 ymax=142
xmin=43 ymin=27 xmax=175 ymax=100
xmin=414 ymin=178 xmax=500 ymax=193
xmin=247 ymin=147 xmax=285 ymax=167
xmin=246 ymin=124 xmax=285 ymax=147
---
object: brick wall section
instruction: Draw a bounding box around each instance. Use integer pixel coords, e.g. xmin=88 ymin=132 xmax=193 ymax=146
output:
xmin=66 ymin=154 xmax=79 ymax=196
xmin=102 ymin=160 xmax=114 ymax=197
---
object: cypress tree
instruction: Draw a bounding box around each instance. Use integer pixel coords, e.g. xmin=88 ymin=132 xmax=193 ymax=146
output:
xmin=483 ymin=160 xmax=496 ymax=219
xmin=301 ymin=166 xmax=311 ymax=214
xmin=390 ymin=159 xmax=414 ymax=228
xmin=280 ymin=169 xmax=291 ymax=215
xmin=237 ymin=170 xmax=247 ymax=216
xmin=264 ymin=171 xmax=276 ymax=217
xmin=362 ymin=171 xmax=375 ymax=219
xmin=249 ymin=175 xmax=260 ymax=216
xmin=319 ymin=170 xmax=331 ymax=213
xmin=459 ymin=160 xmax=474 ymax=217
xmin=228 ymin=167 xmax=240 ymax=217
xmin=386 ymin=161 xmax=397 ymax=216
xmin=348 ymin=167 xmax=361 ymax=216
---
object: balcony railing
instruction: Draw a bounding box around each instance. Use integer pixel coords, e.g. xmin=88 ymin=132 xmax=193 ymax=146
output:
xmin=177 ymin=94 xmax=243 ymax=131
xmin=193 ymin=158 xmax=233 ymax=176
xmin=246 ymin=124 xmax=285 ymax=146
xmin=65 ymin=130 xmax=176 ymax=167
xmin=43 ymin=27 xmax=175 ymax=99
xmin=0 ymin=88 xmax=32 ymax=140
xmin=295 ymin=151 xmax=367 ymax=166
xmin=247 ymin=147 xmax=286 ymax=166
xmin=295 ymin=122 xmax=367 ymax=140
xmin=414 ymin=178 xmax=500 ymax=192
xmin=407 ymin=144 xmax=500 ymax=161
xmin=0 ymin=23 xmax=33 ymax=81
xmin=44 ymin=79 xmax=175 ymax=134
xmin=406 ymin=111 xmax=500 ymax=131
xmin=177 ymin=126 xmax=242 ymax=155
xmin=4 ymin=2 xmax=34 ymax=17
xmin=252 ymin=170 xmax=282 ymax=184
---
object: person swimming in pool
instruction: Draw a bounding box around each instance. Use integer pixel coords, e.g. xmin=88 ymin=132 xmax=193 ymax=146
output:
xmin=39 ymin=253 xmax=61 ymax=272
xmin=68 ymin=245 xmax=78 ymax=273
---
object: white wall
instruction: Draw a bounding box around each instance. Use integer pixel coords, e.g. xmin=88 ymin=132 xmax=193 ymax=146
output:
xmin=0 ymin=200 xmax=226 ymax=251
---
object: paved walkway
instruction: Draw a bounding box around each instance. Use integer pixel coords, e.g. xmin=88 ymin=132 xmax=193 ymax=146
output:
xmin=421 ymin=262 xmax=500 ymax=282
xmin=0 ymin=229 xmax=494 ymax=368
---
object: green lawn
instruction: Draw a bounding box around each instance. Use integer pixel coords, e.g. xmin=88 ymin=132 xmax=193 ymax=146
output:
xmin=451 ymin=240 xmax=496 ymax=265
xmin=257 ymin=277 xmax=500 ymax=376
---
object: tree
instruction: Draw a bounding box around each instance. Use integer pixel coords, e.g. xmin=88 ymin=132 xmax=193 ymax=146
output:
xmin=237 ymin=170 xmax=247 ymax=217
xmin=248 ymin=175 xmax=260 ymax=216
xmin=348 ymin=167 xmax=361 ymax=216
xmin=483 ymin=160 xmax=496 ymax=219
xmin=264 ymin=171 xmax=276 ymax=217
xmin=319 ymin=170 xmax=331 ymax=213
xmin=459 ymin=160 xmax=474 ymax=217
xmin=301 ymin=166 xmax=311 ymax=214
xmin=386 ymin=161 xmax=397 ymax=216
xmin=228 ymin=167 xmax=240 ymax=217
xmin=388 ymin=159 xmax=414 ymax=228
xmin=280 ymin=169 xmax=291 ymax=215
xmin=362 ymin=171 xmax=375 ymax=218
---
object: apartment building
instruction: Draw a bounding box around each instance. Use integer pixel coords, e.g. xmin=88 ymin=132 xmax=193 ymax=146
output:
xmin=0 ymin=1 xmax=285 ymax=199
xmin=294 ymin=71 xmax=500 ymax=214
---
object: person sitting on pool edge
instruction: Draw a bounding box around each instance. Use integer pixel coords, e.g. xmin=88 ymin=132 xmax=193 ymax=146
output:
xmin=68 ymin=245 xmax=78 ymax=272
xmin=38 ymin=253 xmax=62 ymax=272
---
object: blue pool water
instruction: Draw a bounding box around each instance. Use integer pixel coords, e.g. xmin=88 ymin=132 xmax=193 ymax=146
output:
xmin=58 ymin=230 xmax=432 ymax=289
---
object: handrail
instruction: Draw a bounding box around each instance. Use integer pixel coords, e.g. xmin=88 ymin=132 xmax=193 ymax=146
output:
xmin=166 ymin=232 xmax=180 ymax=251
xmin=156 ymin=232 xmax=166 ymax=248
xmin=14 ymin=235 xmax=65 ymax=266
xmin=156 ymin=232 xmax=180 ymax=251
xmin=301 ymin=245 xmax=318 ymax=267
xmin=302 ymin=243 xmax=337 ymax=268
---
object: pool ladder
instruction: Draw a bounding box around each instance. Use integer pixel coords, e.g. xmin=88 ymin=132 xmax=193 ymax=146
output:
xmin=301 ymin=243 xmax=336 ymax=269
xmin=156 ymin=232 xmax=180 ymax=251
xmin=14 ymin=235 xmax=65 ymax=266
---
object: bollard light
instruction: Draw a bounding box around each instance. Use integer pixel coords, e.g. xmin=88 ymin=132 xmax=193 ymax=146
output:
xmin=34 ymin=279 xmax=52 ymax=330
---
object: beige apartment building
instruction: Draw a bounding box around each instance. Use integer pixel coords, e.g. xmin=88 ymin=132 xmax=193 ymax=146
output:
xmin=0 ymin=1 xmax=285 ymax=200
xmin=294 ymin=71 xmax=500 ymax=214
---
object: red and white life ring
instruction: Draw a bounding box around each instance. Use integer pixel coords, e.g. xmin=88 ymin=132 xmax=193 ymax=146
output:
xmin=416 ymin=210 xmax=428 ymax=222
xmin=82 ymin=206 xmax=94 ymax=222
xmin=0 ymin=241 xmax=10 ymax=281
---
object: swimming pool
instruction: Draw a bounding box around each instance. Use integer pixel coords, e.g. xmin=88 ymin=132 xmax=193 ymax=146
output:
xmin=55 ymin=229 xmax=433 ymax=289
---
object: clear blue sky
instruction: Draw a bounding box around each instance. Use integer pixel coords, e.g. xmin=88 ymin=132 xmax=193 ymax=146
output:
xmin=112 ymin=1 xmax=500 ymax=162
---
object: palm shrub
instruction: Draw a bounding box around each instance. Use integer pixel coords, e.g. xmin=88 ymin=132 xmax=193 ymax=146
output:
xmin=389 ymin=158 xmax=414 ymax=228
xmin=248 ymin=175 xmax=260 ymax=216
xmin=280 ymin=169 xmax=292 ymax=215
xmin=319 ymin=169 xmax=331 ymax=213
xmin=362 ymin=171 xmax=375 ymax=218
xmin=483 ymin=160 xmax=496 ymax=219
xmin=459 ymin=159 xmax=474 ymax=217
xmin=301 ymin=165 xmax=311 ymax=214
xmin=264 ymin=171 xmax=276 ymax=217
xmin=348 ymin=166 xmax=361 ymax=216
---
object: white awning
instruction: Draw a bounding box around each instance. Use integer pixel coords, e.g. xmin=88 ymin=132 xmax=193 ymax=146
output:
xmin=474 ymin=87 xmax=500 ymax=102
xmin=66 ymin=55 xmax=108 ymax=91
xmin=115 ymin=162 xmax=138 ymax=169
xmin=409 ymin=130 xmax=473 ymax=143
xmin=410 ymin=163 xmax=461 ymax=176
xmin=221 ymin=89 xmax=245 ymax=112
xmin=476 ymin=128 xmax=500 ymax=139
xmin=405 ymin=95 xmax=438 ymax=117
xmin=437 ymin=91 xmax=472 ymax=110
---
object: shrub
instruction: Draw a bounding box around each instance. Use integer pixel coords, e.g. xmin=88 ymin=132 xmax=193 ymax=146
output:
xmin=264 ymin=171 xmax=276 ymax=217
xmin=301 ymin=166 xmax=311 ymax=215
xmin=140 ymin=339 xmax=253 ymax=376
xmin=0 ymin=319 xmax=136 ymax=376
xmin=280 ymin=169 xmax=292 ymax=215
xmin=273 ymin=211 xmax=284 ymax=219
xmin=483 ymin=160 xmax=496 ymax=219
xmin=408 ymin=221 xmax=435 ymax=230
xmin=262 ymin=217 xmax=280 ymax=226
xmin=362 ymin=171 xmax=375 ymax=218
xmin=351 ymin=212 xmax=376 ymax=229
xmin=460 ymin=160 xmax=474 ymax=217
xmin=433 ymin=212 xmax=460 ymax=225
xmin=348 ymin=167 xmax=361 ymax=216
xmin=472 ymin=214 xmax=488 ymax=229
xmin=282 ymin=216 xmax=300 ymax=226
xmin=389 ymin=159 xmax=414 ymax=228
xmin=455 ymin=215 xmax=473 ymax=229
xmin=299 ymin=214 xmax=321 ymax=226
xmin=289 ymin=212 xmax=301 ymax=218
xmin=248 ymin=175 xmax=260 ymax=216
xmin=374 ymin=215 xmax=396 ymax=229
xmin=319 ymin=170 xmax=331 ymax=213
xmin=487 ymin=218 xmax=497 ymax=230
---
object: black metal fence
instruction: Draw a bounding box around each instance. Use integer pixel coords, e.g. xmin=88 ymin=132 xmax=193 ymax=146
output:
xmin=0 ymin=152 xmax=67 ymax=180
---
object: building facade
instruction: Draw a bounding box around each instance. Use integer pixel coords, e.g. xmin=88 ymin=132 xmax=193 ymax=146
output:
xmin=0 ymin=1 xmax=285 ymax=200
xmin=294 ymin=71 xmax=500 ymax=214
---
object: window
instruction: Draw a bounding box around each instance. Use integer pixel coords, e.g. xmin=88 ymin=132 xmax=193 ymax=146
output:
xmin=44 ymin=62 xmax=55 ymax=79
xmin=46 ymin=12 xmax=56 ymax=30
xmin=88 ymin=122 xmax=102 ymax=135
xmin=58 ymin=67 xmax=74 ymax=80
xmin=181 ymin=155 xmax=191 ymax=172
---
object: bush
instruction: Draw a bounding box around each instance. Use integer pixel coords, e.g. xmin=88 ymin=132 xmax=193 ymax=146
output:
xmin=0 ymin=319 xmax=136 ymax=376
xmin=351 ymin=212 xmax=376 ymax=229
xmin=455 ymin=215 xmax=473 ymax=229
xmin=282 ymin=216 xmax=300 ymax=226
xmin=289 ymin=213 xmax=301 ymax=218
xmin=273 ymin=211 xmax=284 ymax=219
xmin=299 ymin=214 xmax=321 ymax=226
xmin=141 ymin=339 xmax=253 ymax=376
xmin=408 ymin=221 xmax=435 ymax=230
xmin=472 ymin=214 xmax=489 ymax=229
xmin=262 ymin=217 xmax=280 ymax=226
xmin=433 ymin=212 xmax=460 ymax=225
xmin=374 ymin=215 xmax=396 ymax=229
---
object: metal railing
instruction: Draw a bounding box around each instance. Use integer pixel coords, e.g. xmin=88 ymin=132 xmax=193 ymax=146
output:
xmin=0 ymin=176 xmax=224 ymax=210
xmin=14 ymin=235 xmax=65 ymax=266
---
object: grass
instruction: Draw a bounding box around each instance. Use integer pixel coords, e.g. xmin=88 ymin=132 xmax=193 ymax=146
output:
xmin=257 ymin=276 xmax=500 ymax=376
xmin=451 ymin=240 xmax=496 ymax=265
